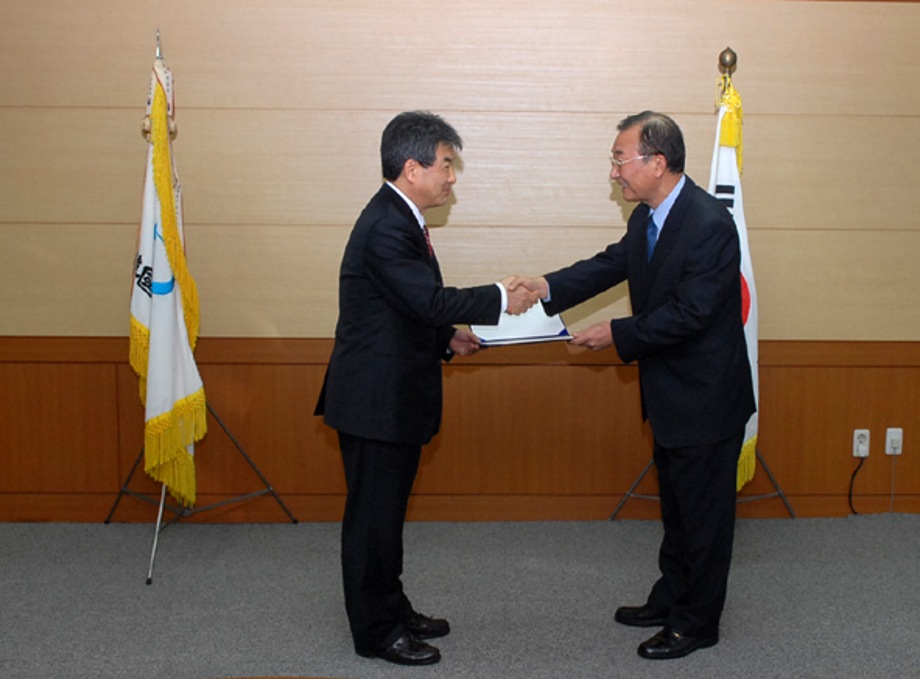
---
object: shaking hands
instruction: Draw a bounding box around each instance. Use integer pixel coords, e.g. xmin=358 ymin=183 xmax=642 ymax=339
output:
xmin=501 ymin=275 xmax=549 ymax=315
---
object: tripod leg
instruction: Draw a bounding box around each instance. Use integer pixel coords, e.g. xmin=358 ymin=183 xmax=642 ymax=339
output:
xmin=756 ymin=449 xmax=796 ymax=518
xmin=104 ymin=446 xmax=145 ymax=524
xmin=146 ymin=484 xmax=168 ymax=585
xmin=207 ymin=403 xmax=298 ymax=523
xmin=610 ymin=458 xmax=655 ymax=520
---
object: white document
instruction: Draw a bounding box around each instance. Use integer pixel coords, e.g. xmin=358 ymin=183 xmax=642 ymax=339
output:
xmin=471 ymin=303 xmax=571 ymax=346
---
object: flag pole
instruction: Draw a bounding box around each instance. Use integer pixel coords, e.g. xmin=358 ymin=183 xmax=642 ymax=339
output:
xmin=146 ymin=484 xmax=168 ymax=585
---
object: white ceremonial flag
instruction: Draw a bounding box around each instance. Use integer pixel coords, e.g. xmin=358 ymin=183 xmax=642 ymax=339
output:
xmin=708 ymin=80 xmax=758 ymax=491
xmin=129 ymin=55 xmax=206 ymax=507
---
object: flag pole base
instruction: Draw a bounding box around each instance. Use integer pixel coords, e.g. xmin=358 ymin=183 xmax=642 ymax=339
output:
xmin=146 ymin=484 xmax=168 ymax=585
xmin=609 ymin=447 xmax=794 ymax=520
xmin=105 ymin=402 xmax=299 ymax=582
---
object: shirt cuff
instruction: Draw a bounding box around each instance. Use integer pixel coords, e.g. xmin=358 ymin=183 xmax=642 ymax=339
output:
xmin=495 ymin=282 xmax=508 ymax=314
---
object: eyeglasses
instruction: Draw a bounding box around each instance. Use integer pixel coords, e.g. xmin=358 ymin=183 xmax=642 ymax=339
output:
xmin=609 ymin=154 xmax=650 ymax=169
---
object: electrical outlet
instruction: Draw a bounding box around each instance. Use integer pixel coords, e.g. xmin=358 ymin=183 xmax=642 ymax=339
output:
xmin=885 ymin=428 xmax=903 ymax=456
xmin=853 ymin=429 xmax=870 ymax=458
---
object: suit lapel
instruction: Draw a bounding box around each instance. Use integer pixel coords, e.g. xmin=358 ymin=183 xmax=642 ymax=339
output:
xmin=380 ymin=184 xmax=443 ymax=284
xmin=650 ymin=177 xmax=694 ymax=269
xmin=631 ymin=178 xmax=695 ymax=311
xmin=630 ymin=205 xmax=654 ymax=311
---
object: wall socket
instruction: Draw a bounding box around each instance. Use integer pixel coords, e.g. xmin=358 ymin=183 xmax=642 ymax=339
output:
xmin=885 ymin=428 xmax=903 ymax=456
xmin=853 ymin=429 xmax=870 ymax=458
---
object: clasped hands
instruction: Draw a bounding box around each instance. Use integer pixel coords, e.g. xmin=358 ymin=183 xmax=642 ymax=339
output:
xmin=501 ymin=275 xmax=547 ymax=315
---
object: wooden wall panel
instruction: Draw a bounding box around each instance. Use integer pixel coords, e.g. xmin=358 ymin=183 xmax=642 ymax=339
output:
xmin=191 ymin=364 xmax=343 ymax=496
xmin=751 ymin=230 xmax=920 ymax=341
xmin=0 ymin=337 xmax=916 ymax=522
xmin=0 ymin=109 xmax=141 ymax=226
xmin=423 ymin=364 xmax=650 ymax=495
xmin=2 ymin=2 xmax=917 ymax=114
xmin=0 ymin=224 xmax=136 ymax=335
xmin=0 ymin=363 xmax=121 ymax=493
xmin=186 ymin=226 xmax=347 ymax=339
xmin=721 ymin=115 xmax=920 ymax=232
xmin=1 ymin=2 xmax=919 ymax=519
xmin=758 ymin=365 xmax=920 ymax=495
xmin=113 ymin=361 xmax=342 ymax=497
xmin=5 ymin=110 xmax=920 ymax=232
xmin=1 ymin=1 xmax=919 ymax=342
xmin=4 ymin=219 xmax=918 ymax=341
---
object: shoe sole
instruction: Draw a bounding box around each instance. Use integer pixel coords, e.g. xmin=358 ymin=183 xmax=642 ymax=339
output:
xmin=615 ymin=617 xmax=668 ymax=627
xmin=357 ymin=649 xmax=441 ymax=665
xmin=407 ymin=628 xmax=450 ymax=639
xmin=614 ymin=612 xmax=668 ymax=627
xmin=638 ymin=636 xmax=718 ymax=660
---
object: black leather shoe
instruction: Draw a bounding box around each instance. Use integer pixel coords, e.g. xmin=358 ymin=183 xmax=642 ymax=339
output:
xmin=359 ymin=633 xmax=441 ymax=665
xmin=637 ymin=626 xmax=719 ymax=660
xmin=403 ymin=611 xmax=450 ymax=639
xmin=614 ymin=604 xmax=668 ymax=627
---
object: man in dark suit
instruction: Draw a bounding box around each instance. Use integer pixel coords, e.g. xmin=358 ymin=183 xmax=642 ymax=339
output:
xmin=511 ymin=111 xmax=755 ymax=660
xmin=315 ymin=111 xmax=537 ymax=666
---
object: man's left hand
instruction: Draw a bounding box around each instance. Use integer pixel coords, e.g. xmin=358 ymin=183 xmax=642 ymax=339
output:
xmin=571 ymin=322 xmax=613 ymax=351
xmin=450 ymin=328 xmax=483 ymax=356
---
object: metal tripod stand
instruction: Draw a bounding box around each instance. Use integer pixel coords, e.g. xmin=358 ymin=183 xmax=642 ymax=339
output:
xmin=105 ymin=402 xmax=298 ymax=583
xmin=609 ymin=447 xmax=795 ymax=520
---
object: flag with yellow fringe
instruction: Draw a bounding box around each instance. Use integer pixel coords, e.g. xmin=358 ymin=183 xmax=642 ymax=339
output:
xmin=130 ymin=55 xmax=206 ymax=507
xmin=707 ymin=77 xmax=758 ymax=491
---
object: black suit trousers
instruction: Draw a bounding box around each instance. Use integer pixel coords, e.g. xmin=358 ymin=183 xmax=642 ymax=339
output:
xmin=338 ymin=431 xmax=420 ymax=653
xmin=646 ymin=430 xmax=744 ymax=636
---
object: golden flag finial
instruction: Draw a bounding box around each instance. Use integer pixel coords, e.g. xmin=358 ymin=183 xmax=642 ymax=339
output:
xmin=715 ymin=47 xmax=743 ymax=174
xmin=718 ymin=47 xmax=737 ymax=99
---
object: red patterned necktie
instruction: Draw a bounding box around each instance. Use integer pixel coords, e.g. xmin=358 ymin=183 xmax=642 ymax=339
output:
xmin=422 ymin=225 xmax=434 ymax=256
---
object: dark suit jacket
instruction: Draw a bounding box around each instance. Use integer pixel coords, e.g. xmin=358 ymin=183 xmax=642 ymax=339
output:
xmin=316 ymin=183 xmax=502 ymax=446
xmin=544 ymin=176 xmax=755 ymax=448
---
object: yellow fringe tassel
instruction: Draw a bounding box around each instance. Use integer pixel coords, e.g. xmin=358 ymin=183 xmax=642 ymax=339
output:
xmin=133 ymin=78 xmax=207 ymax=508
xmin=737 ymin=435 xmax=757 ymax=491
xmin=150 ymin=81 xmax=200 ymax=351
xmin=717 ymin=77 xmax=744 ymax=175
xmin=129 ymin=315 xmax=150 ymax=404
xmin=143 ymin=387 xmax=207 ymax=507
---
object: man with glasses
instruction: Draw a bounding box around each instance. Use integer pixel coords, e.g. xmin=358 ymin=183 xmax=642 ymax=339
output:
xmin=509 ymin=111 xmax=755 ymax=660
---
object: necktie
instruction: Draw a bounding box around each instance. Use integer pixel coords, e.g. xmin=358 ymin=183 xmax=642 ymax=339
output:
xmin=422 ymin=225 xmax=434 ymax=257
xmin=646 ymin=214 xmax=658 ymax=262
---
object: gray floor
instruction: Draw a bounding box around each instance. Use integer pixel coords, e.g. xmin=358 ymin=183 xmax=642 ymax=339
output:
xmin=1 ymin=515 xmax=918 ymax=679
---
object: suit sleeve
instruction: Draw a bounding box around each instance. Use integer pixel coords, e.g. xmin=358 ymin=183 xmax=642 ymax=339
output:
xmin=543 ymin=236 xmax=629 ymax=316
xmin=364 ymin=215 xmax=502 ymax=328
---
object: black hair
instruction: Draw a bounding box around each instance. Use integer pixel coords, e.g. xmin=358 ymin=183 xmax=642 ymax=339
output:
xmin=617 ymin=110 xmax=685 ymax=173
xmin=380 ymin=111 xmax=463 ymax=181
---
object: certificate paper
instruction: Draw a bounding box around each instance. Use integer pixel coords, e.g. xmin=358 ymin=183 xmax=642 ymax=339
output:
xmin=472 ymin=304 xmax=571 ymax=346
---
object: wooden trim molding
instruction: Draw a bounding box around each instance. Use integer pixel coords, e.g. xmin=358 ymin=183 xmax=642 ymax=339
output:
xmin=3 ymin=336 xmax=919 ymax=367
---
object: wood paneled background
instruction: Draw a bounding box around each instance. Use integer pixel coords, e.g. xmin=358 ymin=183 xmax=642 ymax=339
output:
xmin=0 ymin=1 xmax=917 ymax=522
xmin=0 ymin=337 xmax=917 ymax=522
